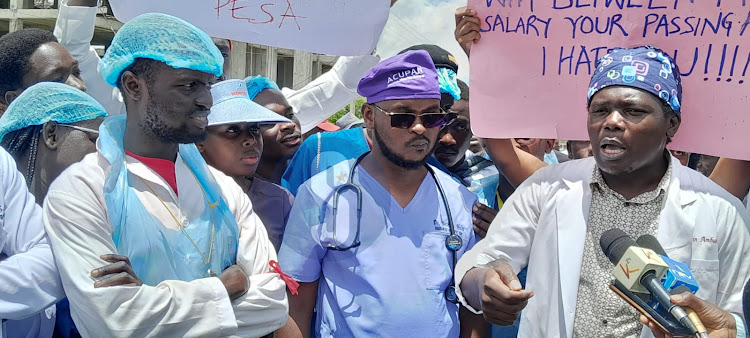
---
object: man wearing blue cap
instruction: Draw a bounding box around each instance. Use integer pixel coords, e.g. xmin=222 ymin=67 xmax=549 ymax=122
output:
xmin=42 ymin=13 xmax=288 ymax=337
xmin=0 ymin=82 xmax=106 ymax=200
xmin=243 ymin=76 xmax=304 ymax=185
xmin=277 ymin=50 xmax=486 ymax=338
xmin=199 ymin=79 xmax=294 ymax=252
xmin=455 ymin=45 xmax=750 ymax=337
xmin=0 ymin=82 xmax=107 ymax=338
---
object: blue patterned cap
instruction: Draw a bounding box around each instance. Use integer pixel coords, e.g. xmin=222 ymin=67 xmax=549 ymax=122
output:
xmin=588 ymin=46 xmax=682 ymax=115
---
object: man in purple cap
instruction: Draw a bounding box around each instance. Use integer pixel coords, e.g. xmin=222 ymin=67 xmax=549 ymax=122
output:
xmin=276 ymin=50 xmax=487 ymax=338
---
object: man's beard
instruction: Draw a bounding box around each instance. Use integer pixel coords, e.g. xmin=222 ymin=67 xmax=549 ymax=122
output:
xmin=373 ymin=124 xmax=433 ymax=170
xmin=141 ymin=97 xmax=206 ymax=144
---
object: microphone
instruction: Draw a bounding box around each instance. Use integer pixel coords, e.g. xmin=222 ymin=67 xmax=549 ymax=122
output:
xmin=636 ymin=235 xmax=708 ymax=337
xmin=636 ymin=235 xmax=699 ymax=295
xmin=600 ymin=229 xmax=699 ymax=334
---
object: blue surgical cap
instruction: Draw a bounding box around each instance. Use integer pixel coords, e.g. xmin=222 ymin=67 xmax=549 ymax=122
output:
xmin=100 ymin=13 xmax=223 ymax=87
xmin=437 ymin=67 xmax=461 ymax=101
xmin=245 ymin=75 xmax=280 ymax=100
xmin=0 ymin=82 xmax=107 ymax=142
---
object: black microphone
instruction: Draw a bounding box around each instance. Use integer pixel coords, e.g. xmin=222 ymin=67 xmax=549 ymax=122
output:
xmin=636 ymin=235 xmax=667 ymax=255
xmin=600 ymin=229 xmax=699 ymax=335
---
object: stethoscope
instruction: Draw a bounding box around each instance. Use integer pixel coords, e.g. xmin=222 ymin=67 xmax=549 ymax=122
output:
xmin=329 ymin=152 xmax=462 ymax=304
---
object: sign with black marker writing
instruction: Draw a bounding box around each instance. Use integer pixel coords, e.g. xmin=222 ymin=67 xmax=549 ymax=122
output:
xmin=109 ymin=0 xmax=389 ymax=56
xmin=469 ymin=0 xmax=750 ymax=159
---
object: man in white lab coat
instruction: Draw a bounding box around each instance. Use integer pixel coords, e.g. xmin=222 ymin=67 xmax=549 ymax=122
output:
xmin=43 ymin=13 xmax=288 ymax=337
xmin=455 ymin=46 xmax=750 ymax=338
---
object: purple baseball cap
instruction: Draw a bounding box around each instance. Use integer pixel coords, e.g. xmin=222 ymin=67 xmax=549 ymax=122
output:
xmin=357 ymin=50 xmax=440 ymax=104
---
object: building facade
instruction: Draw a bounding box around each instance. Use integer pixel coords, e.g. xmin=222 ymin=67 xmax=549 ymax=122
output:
xmin=0 ymin=0 xmax=336 ymax=89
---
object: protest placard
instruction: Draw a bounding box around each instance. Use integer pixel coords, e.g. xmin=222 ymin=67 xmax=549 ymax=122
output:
xmin=469 ymin=0 xmax=750 ymax=160
xmin=108 ymin=0 xmax=390 ymax=56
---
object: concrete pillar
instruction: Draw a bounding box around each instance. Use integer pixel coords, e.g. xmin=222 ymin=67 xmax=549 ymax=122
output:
xmin=265 ymin=46 xmax=278 ymax=82
xmin=228 ymin=41 xmax=246 ymax=80
xmin=9 ymin=0 xmax=23 ymax=32
xmin=9 ymin=18 xmax=22 ymax=32
xmin=292 ymin=50 xmax=312 ymax=90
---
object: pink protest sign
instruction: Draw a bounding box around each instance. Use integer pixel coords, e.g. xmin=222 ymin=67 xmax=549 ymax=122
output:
xmin=469 ymin=0 xmax=750 ymax=160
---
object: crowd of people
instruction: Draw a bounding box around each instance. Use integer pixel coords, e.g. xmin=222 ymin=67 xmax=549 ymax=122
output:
xmin=0 ymin=1 xmax=748 ymax=338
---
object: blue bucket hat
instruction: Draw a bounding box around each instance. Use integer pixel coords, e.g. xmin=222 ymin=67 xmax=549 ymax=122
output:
xmin=208 ymin=79 xmax=291 ymax=126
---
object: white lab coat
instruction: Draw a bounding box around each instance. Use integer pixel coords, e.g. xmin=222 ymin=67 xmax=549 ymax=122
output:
xmin=53 ymin=0 xmax=380 ymax=133
xmin=455 ymin=156 xmax=750 ymax=338
xmin=43 ymin=147 xmax=288 ymax=337
xmin=0 ymin=148 xmax=63 ymax=338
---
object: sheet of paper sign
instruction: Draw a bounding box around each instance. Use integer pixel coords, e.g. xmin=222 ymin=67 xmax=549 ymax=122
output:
xmin=109 ymin=0 xmax=390 ymax=56
xmin=469 ymin=0 xmax=750 ymax=160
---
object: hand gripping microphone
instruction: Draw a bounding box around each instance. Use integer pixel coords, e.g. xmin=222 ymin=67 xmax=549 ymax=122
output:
xmin=636 ymin=235 xmax=708 ymax=337
xmin=600 ymin=229 xmax=699 ymax=335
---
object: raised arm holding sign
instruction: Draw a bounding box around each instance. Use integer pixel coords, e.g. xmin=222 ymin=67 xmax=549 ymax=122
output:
xmin=467 ymin=0 xmax=750 ymax=160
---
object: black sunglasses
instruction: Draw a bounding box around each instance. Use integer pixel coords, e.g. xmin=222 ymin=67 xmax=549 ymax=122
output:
xmin=371 ymin=104 xmax=456 ymax=129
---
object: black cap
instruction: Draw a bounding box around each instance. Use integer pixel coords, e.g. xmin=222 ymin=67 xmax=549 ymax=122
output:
xmin=399 ymin=44 xmax=459 ymax=74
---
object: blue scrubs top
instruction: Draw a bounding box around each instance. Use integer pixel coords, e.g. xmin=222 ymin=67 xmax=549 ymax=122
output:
xmin=278 ymin=159 xmax=478 ymax=338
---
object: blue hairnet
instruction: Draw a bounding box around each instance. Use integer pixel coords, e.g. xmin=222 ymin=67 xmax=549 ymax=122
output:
xmin=100 ymin=13 xmax=223 ymax=87
xmin=0 ymin=82 xmax=107 ymax=142
xmin=245 ymin=75 xmax=280 ymax=100
xmin=437 ymin=67 xmax=461 ymax=101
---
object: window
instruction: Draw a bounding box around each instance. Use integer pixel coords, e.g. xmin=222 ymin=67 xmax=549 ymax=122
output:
xmin=246 ymin=45 xmax=268 ymax=77
xmin=276 ymin=56 xmax=294 ymax=89
xmin=33 ymin=0 xmax=55 ymax=9
xmin=321 ymin=64 xmax=333 ymax=75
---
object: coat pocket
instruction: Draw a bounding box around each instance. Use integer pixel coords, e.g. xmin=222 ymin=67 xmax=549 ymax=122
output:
xmin=688 ymin=259 xmax=720 ymax=304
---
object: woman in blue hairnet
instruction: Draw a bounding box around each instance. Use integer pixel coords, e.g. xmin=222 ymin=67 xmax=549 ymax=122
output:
xmin=0 ymin=82 xmax=106 ymax=200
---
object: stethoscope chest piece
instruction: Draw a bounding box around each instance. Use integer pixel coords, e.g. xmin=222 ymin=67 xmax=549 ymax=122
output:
xmin=445 ymin=285 xmax=458 ymax=303
xmin=445 ymin=234 xmax=462 ymax=252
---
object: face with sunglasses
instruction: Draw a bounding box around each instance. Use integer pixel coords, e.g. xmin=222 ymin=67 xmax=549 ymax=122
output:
xmin=365 ymin=99 xmax=454 ymax=170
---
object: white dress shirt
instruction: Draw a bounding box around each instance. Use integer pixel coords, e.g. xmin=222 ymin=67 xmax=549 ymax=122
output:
xmin=43 ymin=146 xmax=288 ymax=337
xmin=53 ymin=0 xmax=380 ymax=133
xmin=0 ymin=147 xmax=63 ymax=338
